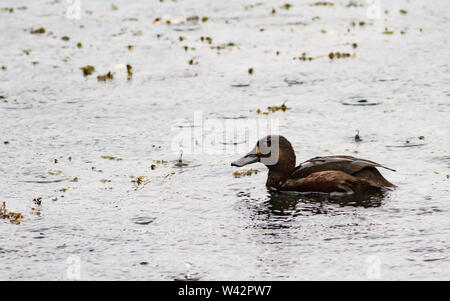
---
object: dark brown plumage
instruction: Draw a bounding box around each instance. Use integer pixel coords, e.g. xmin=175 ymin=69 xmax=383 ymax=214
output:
xmin=231 ymin=135 xmax=396 ymax=195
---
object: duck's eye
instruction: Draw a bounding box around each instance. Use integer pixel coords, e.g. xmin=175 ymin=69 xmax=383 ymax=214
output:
xmin=257 ymin=143 xmax=272 ymax=157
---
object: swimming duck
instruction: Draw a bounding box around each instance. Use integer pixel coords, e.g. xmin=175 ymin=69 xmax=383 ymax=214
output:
xmin=231 ymin=135 xmax=396 ymax=194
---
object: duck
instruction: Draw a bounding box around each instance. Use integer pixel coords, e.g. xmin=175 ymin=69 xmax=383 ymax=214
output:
xmin=231 ymin=135 xmax=396 ymax=195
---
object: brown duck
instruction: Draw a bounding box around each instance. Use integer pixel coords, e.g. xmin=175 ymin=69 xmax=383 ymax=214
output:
xmin=231 ymin=135 xmax=396 ymax=194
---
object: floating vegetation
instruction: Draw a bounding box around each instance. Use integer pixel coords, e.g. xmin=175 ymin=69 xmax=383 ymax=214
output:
xmin=399 ymin=9 xmax=407 ymax=15
xmin=281 ymin=3 xmax=292 ymax=10
xmin=311 ymin=2 xmax=334 ymax=6
xmin=30 ymin=27 xmax=45 ymax=34
xmin=328 ymin=52 xmax=352 ymax=59
xmin=382 ymin=28 xmax=394 ymax=34
xmin=31 ymin=198 xmax=42 ymax=216
xmin=153 ymin=160 xmax=168 ymax=164
xmin=256 ymin=103 xmax=291 ymax=114
xmin=186 ymin=16 xmax=199 ymax=22
xmin=346 ymin=1 xmax=362 ymax=7
xmin=126 ymin=64 xmax=133 ymax=80
xmin=100 ymin=179 xmax=111 ymax=183
xmin=1 ymin=202 xmax=23 ymax=224
xmin=188 ymin=57 xmax=198 ymax=65
xmin=0 ymin=7 xmax=14 ymax=13
xmin=211 ymin=42 xmax=235 ymax=51
xmin=77 ymin=42 xmax=83 ymax=48
xmin=136 ymin=176 xmax=148 ymax=185
xmin=295 ymin=52 xmax=314 ymax=61
xmin=81 ymin=65 xmax=95 ymax=76
xmin=131 ymin=176 xmax=150 ymax=190
xmin=248 ymin=67 xmax=254 ymax=75
xmin=101 ymin=155 xmax=122 ymax=161
xmin=233 ymin=168 xmax=259 ymax=178
xmin=61 ymin=36 xmax=70 ymax=41
xmin=97 ymin=72 xmax=114 ymax=81
xmin=267 ymin=103 xmax=291 ymax=113
xmin=351 ymin=21 xmax=366 ymax=27
xmin=200 ymin=36 xmax=212 ymax=44
xmin=127 ymin=45 xmax=134 ymax=51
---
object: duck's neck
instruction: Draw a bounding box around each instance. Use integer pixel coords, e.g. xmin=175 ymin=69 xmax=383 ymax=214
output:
xmin=266 ymin=169 xmax=292 ymax=190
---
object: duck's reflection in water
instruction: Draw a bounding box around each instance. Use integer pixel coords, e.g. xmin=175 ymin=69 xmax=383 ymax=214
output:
xmin=239 ymin=190 xmax=388 ymax=229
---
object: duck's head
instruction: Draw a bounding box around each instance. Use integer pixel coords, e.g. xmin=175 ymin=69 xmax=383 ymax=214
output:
xmin=231 ymin=135 xmax=296 ymax=172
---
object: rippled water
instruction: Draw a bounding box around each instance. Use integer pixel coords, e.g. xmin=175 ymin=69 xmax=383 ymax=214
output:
xmin=1 ymin=0 xmax=449 ymax=280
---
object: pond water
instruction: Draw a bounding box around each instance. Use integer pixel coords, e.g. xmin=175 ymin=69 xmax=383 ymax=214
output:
xmin=0 ymin=0 xmax=449 ymax=280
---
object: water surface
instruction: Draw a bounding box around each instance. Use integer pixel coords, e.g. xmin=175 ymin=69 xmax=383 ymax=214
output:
xmin=0 ymin=0 xmax=449 ymax=280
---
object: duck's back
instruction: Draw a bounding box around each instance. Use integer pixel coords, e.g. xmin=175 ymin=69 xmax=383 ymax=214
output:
xmin=290 ymin=155 xmax=396 ymax=188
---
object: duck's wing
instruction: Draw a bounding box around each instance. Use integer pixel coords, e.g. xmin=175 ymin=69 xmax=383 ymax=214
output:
xmin=281 ymin=170 xmax=381 ymax=194
xmin=290 ymin=155 xmax=396 ymax=179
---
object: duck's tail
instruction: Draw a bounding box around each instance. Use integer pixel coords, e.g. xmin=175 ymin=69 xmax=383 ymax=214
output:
xmin=352 ymin=167 xmax=397 ymax=188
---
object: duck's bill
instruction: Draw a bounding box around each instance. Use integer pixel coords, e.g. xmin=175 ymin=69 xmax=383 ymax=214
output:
xmin=231 ymin=154 xmax=259 ymax=167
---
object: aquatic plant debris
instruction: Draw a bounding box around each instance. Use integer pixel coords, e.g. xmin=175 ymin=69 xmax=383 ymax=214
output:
xmin=101 ymin=155 xmax=122 ymax=161
xmin=328 ymin=52 xmax=352 ymax=59
xmin=126 ymin=64 xmax=133 ymax=80
xmin=131 ymin=176 xmax=150 ymax=190
xmin=30 ymin=27 xmax=45 ymax=34
xmin=311 ymin=2 xmax=334 ymax=6
xmin=233 ymin=168 xmax=259 ymax=178
xmin=256 ymin=103 xmax=291 ymax=114
xmin=1 ymin=202 xmax=24 ymax=224
xmin=81 ymin=65 xmax=95 ymax=76
xmin=97 ymin=72 xmax=114 ymax=81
